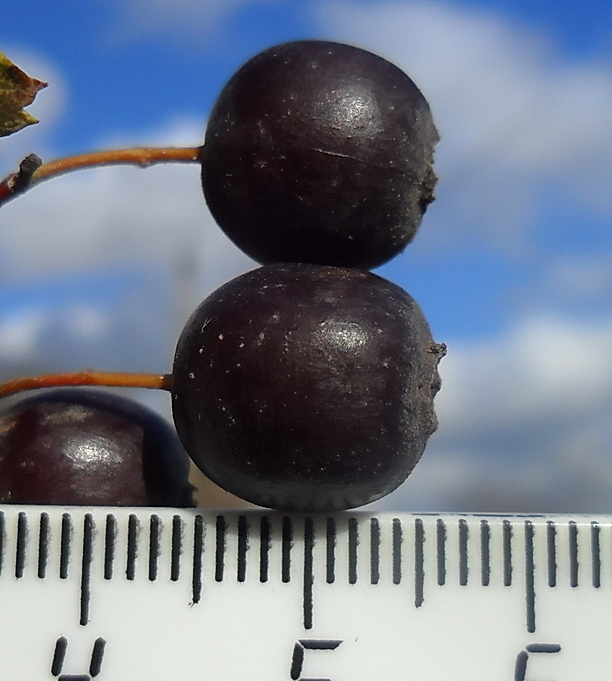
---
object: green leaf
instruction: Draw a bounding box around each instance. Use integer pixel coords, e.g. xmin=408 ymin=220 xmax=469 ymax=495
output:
xmin=0 ymin=50 xmax=47 ymax=138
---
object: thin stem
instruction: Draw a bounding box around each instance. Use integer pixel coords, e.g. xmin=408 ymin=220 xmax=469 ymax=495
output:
xmin=0 ymin=146 xmax=203 ymax=207
xmin=32 ymin=146 xmax=203 ymax=180
xmin=0 ymin=371 xmax=173 ymax=399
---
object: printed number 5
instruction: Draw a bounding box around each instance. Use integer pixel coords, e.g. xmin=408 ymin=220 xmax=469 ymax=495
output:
xmin=290 ymin=639 xmax=342 ymax=681
xmin=514 ymin=643 xmax=561 ymax=681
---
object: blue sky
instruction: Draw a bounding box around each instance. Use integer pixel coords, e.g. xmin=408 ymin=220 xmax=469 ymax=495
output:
xmin=1 ymin=0 xmax=611 ymax=512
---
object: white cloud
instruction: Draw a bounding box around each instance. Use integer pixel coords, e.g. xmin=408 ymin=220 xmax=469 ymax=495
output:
xmin=373 ymin=313 xmax=612 ymax=512
xmin=314 ymin=0 xmax=612 ymax=253
xmin=1 ymin=118 xmax=255 ymax=299
xmin=111 ymin=0 xmax=281 ymax=41
xmin=544 ymin=252 xmax=612 ymax=300
xmin=436 ymin=315 xmax=612 ymax=433
xmin=0 ymin=116 xmax=255 ymax=404
xmin=0 ymin=303 xmax=111 ymax=363
xmin=63 ymin=304 xmax=111 ymax=340
xmin=0 ymin=308 xmax=48 ymax=362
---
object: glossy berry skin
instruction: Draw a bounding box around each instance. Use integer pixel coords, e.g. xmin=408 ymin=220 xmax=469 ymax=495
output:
xmin=0 ymin=389 xmax=194 ymax=506
xmin=172 ymin=264 xmax=445 ymax=511
xmin=201 ymin=40 xmax=439 ymax=270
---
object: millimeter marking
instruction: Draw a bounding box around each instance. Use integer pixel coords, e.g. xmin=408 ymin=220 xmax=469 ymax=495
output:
xmin=0 ymin=510 xmax=609 ymax=636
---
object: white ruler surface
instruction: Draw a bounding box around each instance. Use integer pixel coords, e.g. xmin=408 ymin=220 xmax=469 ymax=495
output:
xmin=0 ymin=506 xmax=609 ymax=680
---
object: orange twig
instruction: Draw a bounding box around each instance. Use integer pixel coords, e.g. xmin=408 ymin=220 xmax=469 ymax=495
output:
xmin=0 ymin=146 xmax=203 ymax=207
xmin=0 ymin=371 xmax=173 ymax=399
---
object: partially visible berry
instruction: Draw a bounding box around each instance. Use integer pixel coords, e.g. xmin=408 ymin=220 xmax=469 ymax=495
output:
xmin=0 ymin=388 xmax=194 ymax=506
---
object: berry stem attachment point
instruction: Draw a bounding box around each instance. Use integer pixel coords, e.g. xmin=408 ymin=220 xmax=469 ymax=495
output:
xmin=0 ymin=146 xmax=203 ymax=207
xmin=0 ymin=371 xmax=173 ymax=400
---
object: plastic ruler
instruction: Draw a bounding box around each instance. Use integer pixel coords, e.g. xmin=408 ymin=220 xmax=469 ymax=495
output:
xmin=0 ymin=506 xmax=609 ymax=680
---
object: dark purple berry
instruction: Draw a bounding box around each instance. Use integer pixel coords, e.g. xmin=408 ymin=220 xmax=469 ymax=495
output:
xmin=172 ymin=264 xmax=445 ymax=511
xmin=0 ymin=388 xmax=194 ymax=506
xmin=201 ymin=40 xmax=439 ymax=270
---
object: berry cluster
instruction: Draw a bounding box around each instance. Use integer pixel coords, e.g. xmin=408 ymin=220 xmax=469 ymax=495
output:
xmin=0 ymin=40 xmax=445 ymax=511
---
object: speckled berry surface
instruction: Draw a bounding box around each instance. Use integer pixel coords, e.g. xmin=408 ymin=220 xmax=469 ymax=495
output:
xmin=172 ymin=264 xmax=445 ymax=511
xmin=201 ymin=40 xmax=439 ymax=270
